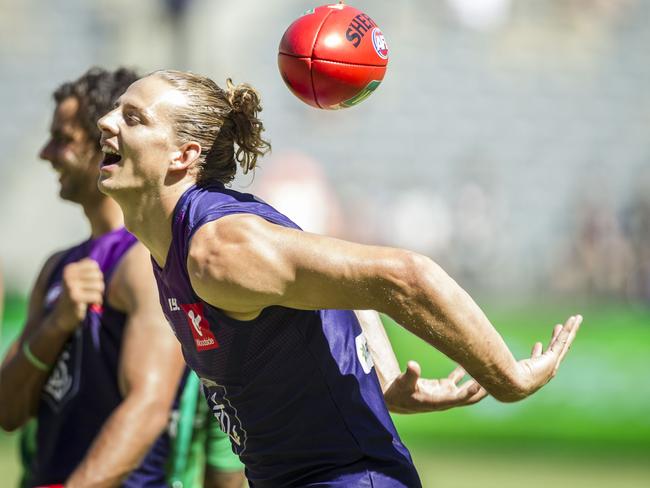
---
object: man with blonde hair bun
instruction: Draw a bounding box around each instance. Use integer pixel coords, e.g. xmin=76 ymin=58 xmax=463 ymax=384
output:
xmin=98 ymin=69 xmax=581 ymax=488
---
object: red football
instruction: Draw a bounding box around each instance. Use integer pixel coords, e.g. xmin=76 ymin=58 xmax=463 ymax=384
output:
xmin=278 ymin=3 xmax=389 ymax=109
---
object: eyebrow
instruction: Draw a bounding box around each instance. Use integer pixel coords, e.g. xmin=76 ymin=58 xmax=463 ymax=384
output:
xmin=50 ymin=127 xmax=72 ymax=138
xmin=115 ymin=98 xmax=152 ymax=121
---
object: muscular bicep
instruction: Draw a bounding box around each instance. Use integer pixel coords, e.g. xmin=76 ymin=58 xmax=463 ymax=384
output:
xmin=111 ymin=244 xmax=184 ymax=399
xmin=187 ymin=214 xmax=410 ymax=319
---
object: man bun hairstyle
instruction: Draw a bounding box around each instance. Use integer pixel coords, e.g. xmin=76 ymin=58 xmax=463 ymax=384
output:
xmin=153 ymin=70 xmax=271 ymax=185
xmin=54 ymin=67 xmax=139 ymax=148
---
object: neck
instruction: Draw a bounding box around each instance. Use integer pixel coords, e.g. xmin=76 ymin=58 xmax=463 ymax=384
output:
xmin=83 ymin=196 xmax=125 ymax=238
xmin=115 ymin=180 xmax=195 ymax=267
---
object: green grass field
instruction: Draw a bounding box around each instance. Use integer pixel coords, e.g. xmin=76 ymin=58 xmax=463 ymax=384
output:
xmin=1 ymin=297 xmax=649 ymax=486
xmin=384 ymin=302 xmax=650 ymax=451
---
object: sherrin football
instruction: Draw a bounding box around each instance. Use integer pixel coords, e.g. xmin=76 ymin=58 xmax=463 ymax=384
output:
xmin=278 ymin=3 xmax=389 ymax=109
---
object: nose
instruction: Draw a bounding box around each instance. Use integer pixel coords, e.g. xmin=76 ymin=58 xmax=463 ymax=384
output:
xmin=39 ymin=138 xmax=55 ymax=162
xmin=97 ymin=108 xmax=119 ymax=138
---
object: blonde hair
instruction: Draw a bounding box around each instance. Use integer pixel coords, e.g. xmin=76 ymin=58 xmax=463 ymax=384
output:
xmin=153 ymin=69 xmax=271 ymax=184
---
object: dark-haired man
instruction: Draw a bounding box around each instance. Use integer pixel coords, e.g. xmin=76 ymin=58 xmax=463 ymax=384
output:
xmin=0 ymin=67 xmax=185 ymax=487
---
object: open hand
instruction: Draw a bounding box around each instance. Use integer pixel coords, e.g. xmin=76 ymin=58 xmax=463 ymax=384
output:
xmin=384 ymin=361 xmax=487 ymax=414
xmin=515 ymin=314 xmax=582 ymax=398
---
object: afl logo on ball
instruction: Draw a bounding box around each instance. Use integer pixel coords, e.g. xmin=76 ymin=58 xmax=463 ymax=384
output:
xmin=372 ymin=28 xmax=388 ymax=59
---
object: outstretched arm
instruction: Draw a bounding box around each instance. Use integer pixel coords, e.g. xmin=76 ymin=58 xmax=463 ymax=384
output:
xmin=355 ymin=310 xmax=486 ymax=413
xmin=66 ymin=244 xmax=185 ymax=488
xmin=187 ymin=214 xmax=581 ymax=403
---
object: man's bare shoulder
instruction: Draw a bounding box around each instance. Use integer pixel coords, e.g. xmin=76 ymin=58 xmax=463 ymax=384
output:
xmin=187 ymin=213 xmax=280 ymax=274
xmin=108 ymin=241 xmax=156 ymax=312
xmin=186 ymin=214 xmax=293 ymax=318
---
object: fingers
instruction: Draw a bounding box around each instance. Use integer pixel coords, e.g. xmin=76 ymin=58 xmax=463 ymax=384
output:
xmin=467 ymin=386 xmax=488 ymax=404
xmin=447 ymin=365 xmax=466 ymax=384
xmin=551 ymin=324 xmax=563 ymax=342
xmin=458 ymin=379 xmax=479 ymax=397
xmin=65 ymin=259 xmax=104 ymax=281
xmin=547 ymin=315 xmax=576 ymax=353
xmin=400 ymin=361 xmax=421 ymax=391
xmin=63 ymin=259 xmax=105 ymax=304
xmin=457 ymin=379 xmax=488 ymax=405
xmin=545 ymin=315 xmax=582 ymax=377
xmin=535 ymin=324 xmax=562 ymax=356
xmin=548 ymin=315 xmax=577 ymax=353
xmin=82 ymin=291 xmax=104 ymax=306
xmin=70 ymin=280 xmax=105 ymax=304
xmin=72 ymin=258 xmax=104 ymax=276
xmin=68 ymin=290 xmax=104 ymax=308
xmin=514 ymin=315 xmax=582 ymax=395
xmin=554 ymin=314 xmax=582 ymax=368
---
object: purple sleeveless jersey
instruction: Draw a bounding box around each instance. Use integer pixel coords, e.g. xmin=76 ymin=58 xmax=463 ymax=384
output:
xmin=31 ymin=228 xmax=170 ymax=487
xmin=151 ymin=184 xmax=422 ymax=488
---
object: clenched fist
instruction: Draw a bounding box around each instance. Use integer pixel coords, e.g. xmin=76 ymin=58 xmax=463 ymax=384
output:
xmin=52 ymin=258 xmax=104 ymax=333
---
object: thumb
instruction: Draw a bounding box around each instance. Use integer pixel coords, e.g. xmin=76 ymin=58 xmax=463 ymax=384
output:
xmin=399 ymin=360 xmax=421 ymax=389
xmin=463 ymin=380 xmax=481 ymax=397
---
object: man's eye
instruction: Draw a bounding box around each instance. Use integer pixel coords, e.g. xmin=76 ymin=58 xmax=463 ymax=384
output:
xmin=126 ymin=113 xmax=140 ymax=124
xmin=53 ymin=135 xmax=72 ymax=144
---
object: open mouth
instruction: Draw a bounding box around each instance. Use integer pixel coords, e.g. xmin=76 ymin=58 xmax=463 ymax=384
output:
xmin=101 ymin=153 xmax=121 ymax=166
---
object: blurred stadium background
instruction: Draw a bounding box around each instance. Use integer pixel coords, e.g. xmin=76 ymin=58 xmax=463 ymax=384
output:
xmin=1 ymin=0 xmax=649 ymax=486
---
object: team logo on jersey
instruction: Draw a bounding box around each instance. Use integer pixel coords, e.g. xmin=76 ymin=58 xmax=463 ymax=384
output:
xmin=206 ymin=384 xmax=248 ymax=455
xmin=44 ymin=351 xmax=73 ymax=400
xmin=372 ymin=28 xmax=388 ymax=59
xmin=43 ymin=328 xmax=82 ymax=411
xmin=355 ymin=333 xmax=374 ymax=374
xmin=180 ymin=303 xmax=219 ymax=351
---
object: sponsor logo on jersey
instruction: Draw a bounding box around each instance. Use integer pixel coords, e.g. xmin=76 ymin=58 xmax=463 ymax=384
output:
xmin=355 ymin=333 xmax=374 ymax=374
xmin=372 ymin=28 xmax=388 ymax=59
xmin=180 ymin=303 xmax=219 ymax=351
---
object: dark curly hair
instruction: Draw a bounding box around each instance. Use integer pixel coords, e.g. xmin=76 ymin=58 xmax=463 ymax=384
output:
xmin=53 ymin=67 xmax=139 ymax=148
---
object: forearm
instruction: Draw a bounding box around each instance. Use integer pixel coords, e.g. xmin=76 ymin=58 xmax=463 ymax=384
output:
xmin=66 ymin=394 xmax=170 ymax=488
xmin=354 ymin=310 xmax=400 ymax=393
xmin=0 ymin=317 xmax=73 ymax=430
xmin=381 ymin=253 xmax=525 ymax=401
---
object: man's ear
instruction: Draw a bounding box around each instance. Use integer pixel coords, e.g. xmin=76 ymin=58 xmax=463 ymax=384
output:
xmin=170 ymin=142 xmax=201 ymax=171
